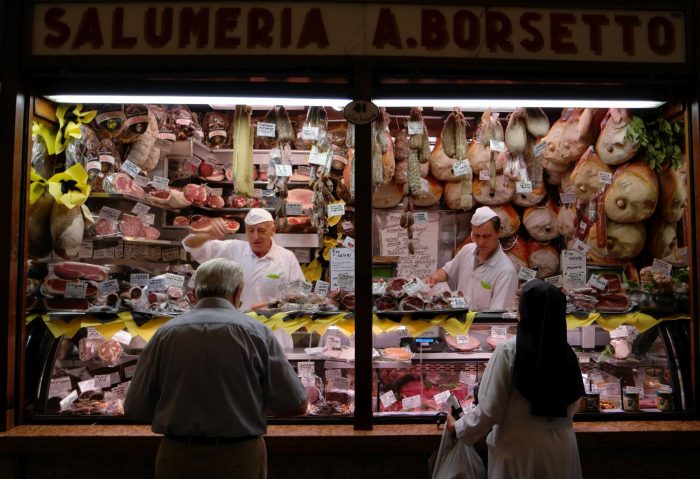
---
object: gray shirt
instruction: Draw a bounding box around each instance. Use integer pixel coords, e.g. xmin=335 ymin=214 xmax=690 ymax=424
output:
xmin=124 ymin=297 xmax=307 ymax=437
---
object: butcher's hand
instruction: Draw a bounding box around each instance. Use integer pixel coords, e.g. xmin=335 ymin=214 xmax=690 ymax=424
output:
xmin=207 ymin=218 xmax=230 ymax=240
xmin=446 ymin=412 xmax=457 ymax=439
xmin=425 ymin=269 xmax=447 ymax=288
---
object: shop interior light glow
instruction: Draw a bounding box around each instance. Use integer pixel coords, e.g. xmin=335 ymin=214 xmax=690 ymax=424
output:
xmin=374 ymin=99 xmax=665 ymax=109
xmin=45 ymin=95 xmax=352 ymax=108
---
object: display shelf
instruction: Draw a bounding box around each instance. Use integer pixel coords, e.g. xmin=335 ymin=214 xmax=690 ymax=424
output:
xmin=88 ymin=192 xmax=183 ymax=213
xmin=89 ymin=236 xmax=183 ymax=246
xmin=187 ymin=139 xmax=312 ymax=166
xmin=56 ymin=354 xmax=140 ymax=369
xmin=192 ymin=204 xmax=275 ymax=213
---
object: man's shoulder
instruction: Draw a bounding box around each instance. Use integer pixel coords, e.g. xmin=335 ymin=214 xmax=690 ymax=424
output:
xmin=494 ymin=248 xmax=517 ymax=273
xmin=162 ymin=307 xmax=266 ymax=333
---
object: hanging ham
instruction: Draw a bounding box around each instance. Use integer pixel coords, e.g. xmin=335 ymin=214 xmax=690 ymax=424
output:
xmin=472 ymin=175 xmax=515 ymax=205
xmin=569 ymin=148 xmax=612 ymax=202
xmin=587 ymin=221 xmax=645 ymax=259
xmin=596 ymin=109 xmax=640 ymax=165
xmin=492 ymin=204 xmax=521 ymax=238
xmin=604 ymin=160 xmax=659 ymax=223
xmin=527 ymin=242 xmax=560 ymax=279
xmin=658 ymin=167 xmax=687 ymax=223
xmin=523 ymin=201 xmax=560 ymax=241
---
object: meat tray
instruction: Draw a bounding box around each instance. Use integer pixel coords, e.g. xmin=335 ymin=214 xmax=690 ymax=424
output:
xmin=192 ymin=205 xmax=275 ymax=213
xmin=373 ymin=309 xmax=470 ymax=318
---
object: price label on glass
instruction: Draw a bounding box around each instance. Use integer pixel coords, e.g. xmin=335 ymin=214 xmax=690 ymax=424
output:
xmin=327 ymin=202 xmax=345 ymax=217
xmin=452 ymin=160 xmax=471 ymax=177
xmin=479 ymin=170 xmax=490 ymax=181
xmin=256 ymin=122 xmax=276 ymax=137
xmin=402 ymin=278 xmax=425 ymax=296
xmin=297 ymin=361 xmax=315 ymax=377
xmin=286 ymin=203 xmax=302 ymax=216
xmin=433 ymin=390 xmax=451 ymax=405
xmin=94 ymin=374 xmax=111 ymax=389
xmin=314 ymin=280 xmax=330 ymax=297
xmin=491 ymin=326 xmax=507 ymax=339
xmin=518 ymin=267 xmax=537 ymax=281
xmin=407 ymin=121 xmax=423 ymax=135
xmin=293 ymin=248 xmax=310 ymax=264
xmin=516 ymin=180 xmax=533 ymax=193
xmin=329 ymin=377 xmax=351 ymax=391
xmin=598 ymin=171 xmax=613 ymax=184
xmin=309 ymin=150 xmax=328 ymax=166
xmin=342 ymin=236 xmax=355 ymax=249
xmin=164 ymin=273 xmax=185 ymax=289
xmin=413 ymin=212 xmax=428 ymax=224
xmin=652 ymin=258 xmax=673 ymax=276
xmin=560 ymin=192 xmax=576 ymax=205
xmin=112 ymin=330 xmax=133 ymax=346
xmin=456 ymin=335 xmax=470 ymax=344
xmin=325 ymin=335 xmax=342 ymax=350
xmin=60 ymin=390 xmax=79 ymax=410
xmin=336 ymin=273 xmax=355 ymax=291
xmin=544 ymin=275 xmax=563 ymax=288
xmin=609 ymin=325 xmax=630 ymax=339
xmin=130 ymin=273 xmax=149 ymax=287
xmin=459 ymin=372 xmax=476 ymax=386
xmin=120 ymin=160 xmax=141 ymax=178
xmin=140 ymin=213 xmax=155 ymax=226
xmin=87 ymin=327 xmax=102 ymax=339
xmin=64 ymin=282 xmax=88 ymax=299
xmin=372 ymin=282 xmax=387 ymax=296
xmin=98 ymin=279 xmax=119 ymax=295
xmin=132 ymin=174 xmax=150 ymax=187
xmin=380 ymin=390 xmax=398 ymax=408
xmin=275 ymin=164 xmax=292 ymax=177
xmin=402 ymin=394 xmax=421 ymax=410
xmin=449 ymin=297 xmax=468 ymax=309
xmin=98 ymin=206 xmax=122 ymax=222
xmin=489 ymin=140 xmax=507 ymax=152
xmin=300 ymin=280 xmax=313 ymax=294
xmin=588 ymin=274 xmax=608 ymax=291
xmin=78 ymin=379 xmax=96 ymax=394
xmin=301 ymin=126 xmax=319 ymax=140
xmin=152 ymin=175 xmax=170 ymax=190
xmin=131 ymin=202 xmax=151 ymax=216
xmin=148 ymin=277 xmax=166 ymax=292
xmin=49 ymin=377 xmax=72 ymax=399
xmin=79 ymin=241 xmax=93 ymax=259
xmin=534 ymin=141 xmax=547 ymax=157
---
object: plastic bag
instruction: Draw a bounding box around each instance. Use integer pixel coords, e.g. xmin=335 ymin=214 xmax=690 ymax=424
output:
xmin=430 ymin=424 xmax=486 ymax=479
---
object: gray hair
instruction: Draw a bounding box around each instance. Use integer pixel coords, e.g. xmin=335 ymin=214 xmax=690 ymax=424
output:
xmin=194 ymin=258 xmax=244 ymax=299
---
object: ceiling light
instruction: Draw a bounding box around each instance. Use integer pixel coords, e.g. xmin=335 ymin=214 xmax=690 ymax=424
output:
xmin=373 ymin=99 xmax=665 ymax=109
xmin=45 ymin=95 xmax=352 ymax=108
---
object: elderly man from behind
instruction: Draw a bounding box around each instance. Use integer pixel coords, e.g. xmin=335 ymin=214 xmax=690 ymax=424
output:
xmin=125 ymin=258 xmax=308 ymax=479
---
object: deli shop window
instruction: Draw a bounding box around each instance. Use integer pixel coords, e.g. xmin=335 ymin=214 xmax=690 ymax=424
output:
xmin=369 ymin=98 xmax=691 ymax=419
xmin=24 ymin=97 xmax=358 ymax=420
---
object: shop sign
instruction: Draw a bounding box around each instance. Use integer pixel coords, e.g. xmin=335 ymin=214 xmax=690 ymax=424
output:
xmin=33 ymin=4 xmax=685 ymax=63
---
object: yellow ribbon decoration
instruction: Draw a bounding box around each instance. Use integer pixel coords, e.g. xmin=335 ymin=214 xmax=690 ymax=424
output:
xmin=278 ymin=316 xmax=312 ymax=335
xmin=47 ymin=163 xmax=91 ymax=208
xmin=322 ymin=233 xmax=343 ymax=261
xmin=333 ymin=318 xmax=355 ymax=335
xmin=305 ymin=313 xmax=347 ymax=336
xmin=42 ymin=315 xmax=84 ymax=339
xmin=32 ymin=121 xmax=58 ymax=156
xmin=124 ymin=316 xmax=172 ymax=342
xmin=566 ymin=312 xmax=688 ymax=333
xmin=301 ymin=258 xmax=323 ymax=282
xmin=54 ymin=104 xmax=97 ymax=154
xmin=29 ymin=168 xmax=50 ymax=205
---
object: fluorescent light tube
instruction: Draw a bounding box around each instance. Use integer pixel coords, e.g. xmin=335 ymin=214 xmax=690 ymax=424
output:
xmin=45 ymin=95 xmax=352 ymax=108
xmin=373 ymin=99 xmax=665 ymax=109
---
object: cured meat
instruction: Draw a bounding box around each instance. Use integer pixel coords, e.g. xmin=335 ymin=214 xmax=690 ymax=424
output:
xmin=505 ymin=109 xmax=528 ymax=155
xmin=98 ymin=340 xmax=123 ymax=362
xmin=383 ymin=348 xmax=412 ymax=361
xmin=183 ymin=184 xmax=208 ymax=203
xmin=467 ymin=142 xmax=507 ymax=174
xmin=232 ymin=105 xmax=255 ymax=196
xmin=50 ymin=203 xmax=85 ymax=258
xmin=148 ymin=292 xmax=168 ymax=304
xmin=189 ymin=216 xmax=212 ymax=231
xmin=120 ymin=104 xmax=150 ymax=143
xmin=543 ymin=108 xmax=602 ymax=168
xmin=523 ymin=202 xmax=560 ymax=241
xmin=569 ymin=148 xmax=612 ymax=202
xmin=647 ymin=215 xmax=678 ymax=259
xmin=604 ymin=160 xmax=659 ymax=223
xmin=288 ymin=188 xmax=314 ymax=211
xmin=198 ymin=162 xmax=214 ymax=178
xmin=471 ymin=175 xmax=515 ymax=205
xmin=597 ymin=294 xmax=631 ymax=313
xmin=124 ymin=111 xmax=160 ymax=172
xmin=94 ymin=217 xmax=118 ymax=236
xmin=394 ymin=129 xmax=409 ymax=163
xmin=523 ymin=108 xmax=550 ymax=138
xmin=610 ymin=338 xmax=631 ymax=358
xmin=42 ymin=278 xmax=98 ymax=298
xmin=429 ymin=140 xmax=460 ymax=182
xmin=411 ymin=177 xmax=443 ymax=207
xmin=443 ymin=181 xmax=474 ymax=211
xmin=166 ymin=189 xmax=192 ymax=209
xmin=374 ymin=295 xmax=398 ymax=311
xmin=512 ymin=183 xmax=547 ymax=207
xmin=207 ymin=195 xmax=225 ymax=208
xmin=144 ymin=226 xmax=161 ymax=240
xmin=54 ymin=262 xmax=108 ymax=281
xmin=557 ymin=202 xmax=578 ymax=239
xmin=527 ymin=242 xmax=560 ymax=279
xmin=492 ymin=204 xmax=521 ymax=238
xmin=588 ymin=221 xmax=645 ymax=259
xmin=444 ymin=334 xmax=480 ymax=352
xmin=388 ymin=278 xmax=408 ymax=297
xmin=44 ymin=297 xmax=90 ymax=311
xmin=502 ymin=235 xmax=529 ymax=272
xmin=29 ymin=190 xmax=55 ymax=258
xmin=372 ymin=182 xmax=405 ymax=209
xmin=658 ymin=167 xmax=687 ymax=223
xmin=172 ymin=216 xmax=190 ymax=226
xmin=596 ymin=109 xmax=640 ymax=165
xmin=342 ymin=293 xmax=355 ymax=310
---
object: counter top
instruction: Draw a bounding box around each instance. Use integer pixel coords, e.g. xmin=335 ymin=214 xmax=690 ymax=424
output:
xmin=1 ymin=421 xmax=699 ymax=455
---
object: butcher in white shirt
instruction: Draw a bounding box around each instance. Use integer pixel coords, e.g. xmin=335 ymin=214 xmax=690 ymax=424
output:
xmin=426 ymin=206 xmax=518 ymax=311
xmin=183 ymin=208 xmax=305 ymax=311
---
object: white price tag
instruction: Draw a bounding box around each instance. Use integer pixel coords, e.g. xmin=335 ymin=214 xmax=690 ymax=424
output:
xmin=287 ymin=279 xmax=303 ymax=294
xmin=302 ymin=126 xmax=319 ymax=140
xmin=87 ymin=327 xmax=102 ymax=339
xmin=327 ymin=202 xmax=345 ymax=217
xmin=286 ymin=203 xmax=303 ymax=216
xmin=308 ymin=150 xmax=328 ymax=166
xmin=433 ymin=390 xmax=451 ymax=405
xmin=588 ymin=274 xmax=608 ymax=291
xmin=609 ymin=325 xmax=630 ymax=339
xmin=534 ymin=141 xmax=547 ymax=157
xmin=328 ymin=377 xmax=351 ymax=391
xmin=292 ymin=248 xmax=311 ymax=264
xmin=325 ymin=335 xmax=342 ymax=350
xmin=544 ymin=275 xmax=564 ymax=288
xmin=452 ymin=160 xmax=471 ymax=177
xmin=314 ymin=280 xmax=330 ymax=297
xmin=98 ymin=279 xmax=119 ymax=295
xmin=98 ymin=206 xmax=122 ymax=222
xmin=516 ymin=180 xmax=533 ymax=193
xmin=420 ymin=327 xmax=440 ymax=338
xmin=459 ymin=372 xmax=476 ymax=386
xmin=342 ymin=236 xmax=355 ymax=249
xmin=455 ymin=335 xmax=470 ymax=344
xmin=112 ymin=330 xmax=132 ymax=346
xmin=120 ymin=160 xmax=141 ymax=177
xmin=300 ymin=376 xmax=315 ymax=387
xmin=380 ymin=390 xmax=398 ymax=408
xmin=301 ymin=280 xmax=313 ymax=294
xmin=132 ymin=174 xmax=150 ymax=187
xmin=152 ymin=176 xmax=170 ymax=190
xmin=402 ymin=394 xmax=422 ymax=410
xmin=93 ymin=247 xmax=115 ymax=259
xmin=208 ymin=187 xmax=223 ymax=196
xmin=253 ymin=188 xmax=263 ymax=198
xmin=78 ymin=378 xmax=96 ymax=394
xmin=49 ymin=377 xmax=72 ymax=399
xmin=402 ymin=278 xmax=425 ymax=296
xmin=162 ymin=247 xmax=179 ymax=262
xmin=165 ymin=273 xmax=185 ymax=288
xmin=112 ymin=381 xmax=130 ymax=400
xmin=325 ymin=369 xmax=342 ymax=380
xmin=256 ymin=122 xmax=276 ymax=137
xmin=124 ymin=365 xmax=137 ymax=379
xmin=449 ymin=297 xmax=468 ymax=309
xmin=148 ymin=277 xmax=166 ymax=292
xmin=573 ymin=239 xmax=590 ymax=254
xmin=652 ymin=258 xmax=673 ymax=276
xmin=491 ymin=326 xmax=507 ymax=339
xmin=397 ymin=327 xmax=409 ymax=338
xmin=560 ymin=192 xmax=576 ymax=205
xmin=140 ymin=213 xmax=155 ymax=226
xmin=304 ymin=347 xmax=325 ymax=355
xmin=479 ymin=170 xmax=490 ymax=181
xmin=407 ymin=121 xmax=423 ymax=135
xmin=598 ymin=171 xmax=613 ymax=184
xmin=489 ymin=139 xmax=507 ymax=152
xmin=59 ymin=390 xmax=79 ymax=410
xmin=624 ymin=386 xmax=642 ymax=394
xmin=518 ymin=267 xmax=538 ymax=281
xmin=130 ymin=273 xmax=149 ymax=287
xmin=372 ymin=282 xmax=387 ymax=296
xmin=94 ymin=374 xmax=111 ymax=389
xmin=275 ymin=164 xmax=292 ymax=177
xmin=64 ymin=282 xmax=87 ymax=299
xmin=99 ymin=154 xmax=115 ymax=164
xmin=131 ymin=203 xmax=151 ymax=215
xmin=79 ymin=241 xmax=93 ymax=259
xmin=413 ymin=212 xmax=428 ymax=224
xmin=336 ymin=273 xmax=355 ymax=291
xmin=297 ymin=361 xmax=315 ymax=377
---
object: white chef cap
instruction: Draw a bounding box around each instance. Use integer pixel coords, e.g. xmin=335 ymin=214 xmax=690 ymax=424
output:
xmin=471 ymin=206 xmax=498 ymax=226
xmin=244 ymin=208 xmax=274 ymax=225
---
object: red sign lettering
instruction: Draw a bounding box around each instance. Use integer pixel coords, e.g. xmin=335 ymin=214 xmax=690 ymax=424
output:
xmin=454 ymin=10 xmax=480 ymax=51
xmin=248 ymin=8 xmax=273 ymax=48
xmin=297 ymin=8 xmax=329 ymax=48
xmin=373 ymin=8 xmax=403 ymax=49
xmin=281 ymin=8 xmax=292 ymax=48
xmin=179 ymin=8 xmax=209 ymax=48
xmin=485 ymin=11 xmax=513 ymax=53
xmin=112 ymin=8 xmax=137 ymax=49
xmin=145 ymin=8 xmax=173 ymax=48
xmin=214 ymin=8 xmax=241 ymax=48
xmin=615 ymin=15 xmax=641 ymax=55
xmin=550 ymin=13 xmax=577 ymax=54
xmin=44 ymin=7 xmax=70 ymax=48
xmin=72 ymin=8 xmax=104 ymax=49
xmin=648 ymin=16 xmax=675 ymax=55
xmin=421 ymin=9 xmax=448 ymax=50
xmin=519 ymin=12 xmax=544 ymax=52
xmin=581 ymin=14 xmax=609 ymax=55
